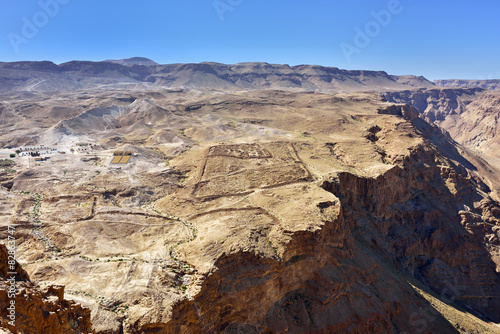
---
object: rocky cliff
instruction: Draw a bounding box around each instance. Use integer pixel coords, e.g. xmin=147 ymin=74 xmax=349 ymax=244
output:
xmin=0 ymin=244 xmax=94 ymax=334
xmin=153 ymin=103 xmax=500 ymax=333
xmin=322 ymin=143 xmax=500 ymax=320
xmin=382 ymin=89 xmax=500 ymax=162
xmin=440 ymin=91 xmax=500 ymax=159
xmin=382 ymin=88 xmax=483 ymax=123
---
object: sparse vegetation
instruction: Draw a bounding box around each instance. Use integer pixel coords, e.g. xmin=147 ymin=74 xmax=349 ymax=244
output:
xmin=69 ymin=319 xmax=78 ymax=330
xmin=179 ymin=172 xmax=188 ymax=185
xmin=0 ymin=159 xmax=15 ymax=167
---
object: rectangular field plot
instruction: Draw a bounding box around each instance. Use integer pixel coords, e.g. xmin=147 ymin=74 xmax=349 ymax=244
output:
xmin=120 ymin=155 xmax=131 ymax=164
xmin=110 ymin=155 xmax=132 ymax=164
xmin=111 ymin=156 xmax=122 ymax=164
xmin=194 ymin=142 xmax=311 ymax=198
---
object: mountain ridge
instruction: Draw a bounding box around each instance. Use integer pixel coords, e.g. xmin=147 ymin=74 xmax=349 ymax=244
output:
xmin=435 ymin=79 xmax=500 ymax=90
xmin=0 ymin=59 xmax=436 ymax=93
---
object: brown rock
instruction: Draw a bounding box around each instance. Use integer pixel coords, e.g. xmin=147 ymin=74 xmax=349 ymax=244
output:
xmin=0 ymin=244 xmax=94 ymax=334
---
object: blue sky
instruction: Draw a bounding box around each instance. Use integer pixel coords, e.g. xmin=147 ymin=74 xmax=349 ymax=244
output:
xmin=1 ymin=0 xmax=499 ymax=80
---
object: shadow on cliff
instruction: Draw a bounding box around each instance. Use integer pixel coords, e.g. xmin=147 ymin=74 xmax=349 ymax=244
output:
xmin=320 ymin=137 xmax=500 ymax=324
xmin=379 ymin=103 xmax=478 ymax=172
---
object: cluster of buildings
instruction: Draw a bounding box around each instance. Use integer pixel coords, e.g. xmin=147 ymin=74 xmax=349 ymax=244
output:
xmin=17 ymin=147 xmax=60 ymax=157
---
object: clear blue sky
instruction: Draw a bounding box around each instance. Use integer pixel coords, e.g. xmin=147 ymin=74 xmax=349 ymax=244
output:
xmin=1 ymin=0 xmax=499 ymax=80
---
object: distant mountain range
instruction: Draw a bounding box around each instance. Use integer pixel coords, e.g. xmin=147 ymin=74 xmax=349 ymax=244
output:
xmin=434 ymin=79 xmax=500 ymax=90
xmin=0 ymin=58 xmax=434 ymax=93
xmin=0 ymin=57 xmax=497 ymax=93
xmin=103 ymin=57 xmax=159 ymax=67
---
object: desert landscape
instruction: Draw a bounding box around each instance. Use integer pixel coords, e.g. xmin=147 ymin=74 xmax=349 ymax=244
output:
xmin=0 ymin=59 xmax=499 ymax=333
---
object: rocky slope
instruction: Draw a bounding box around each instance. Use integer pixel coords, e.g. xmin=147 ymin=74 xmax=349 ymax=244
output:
xmin=1 ymin=89 xmax=499 ymax=333
xmin=440 ymin=91 xmax=500 ymax=159
xmin=382 ymin=88 xmax=500 ymax=161
xmin=381 ymin=87 xmax=484 ymax=123
xmin=382 ymin=88 xmax=500 ymax=203
xmin=0 ymin=244 xmax=93 ymax=333
xmin=0 ymin=60 xmax=435 ymax=94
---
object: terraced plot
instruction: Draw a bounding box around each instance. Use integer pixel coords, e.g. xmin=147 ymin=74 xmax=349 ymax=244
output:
xmin=193 ymin=142 xmax=311 ymax=199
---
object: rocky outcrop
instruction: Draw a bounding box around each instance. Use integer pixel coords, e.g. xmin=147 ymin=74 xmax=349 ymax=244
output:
xmin=126 ymin=128 xmax=500 ymax=332
xmin=382 ymin=88 xmax=483 ymax=122
xmin=321 ymin=142 xmax=500 ymax=323
xmin=377 ymin=103 xmax=419 ymax=120
xmin=147 ymin=186 xmax=458 ymax=334
xmin=382 ymin=88 xmax=500 ymax=160
xmin=0 ymin=244 xmax=94 ymax=334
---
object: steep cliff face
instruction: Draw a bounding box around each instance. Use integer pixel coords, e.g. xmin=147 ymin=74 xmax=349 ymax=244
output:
xmin=146 ymin=145 xmax=500 ymax=333
xmin=153 ymin=186 xmax=458 ymax=334
xmin=382 ymin=89 xmax=500 ymax=161
xmin=126 ymin=102 xmax=499 ymax=333
xmin=0 ymin=244 xmax=94 ymax=334
xmin=321 ymin=141 xmax=500 ymax=323
xmin=440 ymin=91 xmax=500 ymax=158
xmin=382 ymin=88 xmax=483 ymax=122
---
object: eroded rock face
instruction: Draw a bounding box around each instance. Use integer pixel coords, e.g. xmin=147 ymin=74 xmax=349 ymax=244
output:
xmin=442 ymin=92 xmax=500 ymax=158
xmin=382 ymin=88 xmax=483 ymax=123
xmin=0 ymin=244 xmax=94 ymax=334
xmin=381 ymin=88 xmax=500 ymax=204
xmin=322 ymin=143 xmax=500 ymax=322
xmin=382 ymin=89 xmax=500 ymax=160
xmin=152 ymin=144 xmax=500 ymax=333
xmin=151 ymin=184 xmax=457 ymax=334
